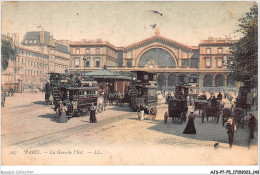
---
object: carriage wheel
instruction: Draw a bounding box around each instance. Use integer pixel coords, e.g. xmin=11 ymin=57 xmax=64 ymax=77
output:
xmin=242 ymin=118 xmax=244 ymax=128
xmin=181 ymin=112 xmax=185 ymax=124
xmin=217 ymin=112 xmax=220 ymax=123
xmin=164 ymin=115 xmax=168 ymax=123
xmin=202 ymin=110 xmax=205 ymax=123
xmin=164 ymin=112 xmax=168 ymax=124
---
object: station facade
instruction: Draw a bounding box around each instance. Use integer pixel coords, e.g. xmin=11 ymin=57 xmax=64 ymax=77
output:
xmin=69 ymin=29 xmax=238 ymax=90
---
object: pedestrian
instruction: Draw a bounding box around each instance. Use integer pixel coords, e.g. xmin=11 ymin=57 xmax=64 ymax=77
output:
xmin=183 ymin=109 xmax=196 ymax=134
xmin=137 ymin=104 xmax=144 ymax=121
xmin=1 ymin=92 xmax=6 ymax=108
xmin=248 ymin=113 xmax=256 ymax=139
xmin=90 ymin=103 xmax=97 ymax=123
xmin=246 ymin=91 xmax=253 ymax=114
xmin=157 ymin=93 xmax=162 ymax=105
xmin=217 ymin=92 xmax=222 ymax=101
xmin=165 ymin=93 xmax=169 ymax=104
xmin=58 ymin=102 xmax=68 ymax=123
xmin=226 ymin=118 xmax=236 ymax=148
xmin=186 ymin=95 xmax=190 ymax=106
xmin=190 ymin=96 xmax=194 ymax=106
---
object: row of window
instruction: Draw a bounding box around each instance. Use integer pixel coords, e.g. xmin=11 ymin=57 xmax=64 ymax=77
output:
xmin=55 ymin=64 xmax=68 ymax=70
xmin=20 ymin=69 xmax=45 ymax=76
xmin=75 ymin=48 xmax=100 ymax=55
xmin=74 ymin=48 xmax=117 ymax=57
xmin=74 ymin=57 xmax=101 ymax=67
xmin=205 ymin=48 xmax=223 ymax=54
xmin=79 ymin=90 xmax=97 ymax=97
xmin=24 ymin=39 xmax=37 ymax=44
xmin=204 ymin=57 xmax=223 ymax=68
xmin=18 ymin=58 xmax=48 ymax=68
xmin=20 ymin=50 xmax=48 ymax=60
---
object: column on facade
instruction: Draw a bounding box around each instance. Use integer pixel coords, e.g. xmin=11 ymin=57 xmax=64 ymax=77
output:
xmin=165 ymin=73 xmax=169 ymax=91
xmin=122 ymin=81 xmax=125 ymax=94
xmin=199 ymin=73 xmax=204 ymax=88
xmin=114 ymin=80 xmax=118 ymax=92
xmin=224 ymin=75 xmax=227 ymax=87
xmin=212 ymin=74 xmax=216 ymax=86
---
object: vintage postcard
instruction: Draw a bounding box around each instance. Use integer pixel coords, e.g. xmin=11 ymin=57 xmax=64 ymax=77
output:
xmin=1 ymin=1 xmax=258 ymax=173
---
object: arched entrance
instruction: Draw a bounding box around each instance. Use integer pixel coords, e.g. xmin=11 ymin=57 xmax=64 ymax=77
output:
xmin=227 ymin=74 xmax=235 ymax=87
xmin=178 ymin=74 xmax=187 ymax=84
xmin=157 ymin=73 xmax=166 ymax=90
xmin=168 ymin=74 xmax=177 ymax=87
xmin=138 ymin=48 xmax=176 ymax=67
xmin=215 ymin=74 xmax=224 ymax=87
xmin=203 ymin=74 xmax=213 ymax=87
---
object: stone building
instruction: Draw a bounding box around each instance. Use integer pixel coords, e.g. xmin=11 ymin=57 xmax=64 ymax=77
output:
xmin=69 ymin=29 xmax=238 ymax=90
xmin=1 ymin=31 xmax=70 ymax=90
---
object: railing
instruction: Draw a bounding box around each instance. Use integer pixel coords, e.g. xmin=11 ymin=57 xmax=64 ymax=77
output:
xmin=201 ymin=86 xmax=238 ymax=92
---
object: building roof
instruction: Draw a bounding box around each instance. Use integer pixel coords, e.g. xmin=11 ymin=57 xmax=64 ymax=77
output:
xmin=55 ymin=42 xmax=69 ymax=53
xmin=84 ymin=66 xmax=131 ymax=80
xmin=21 ymin=31 xmax=50 ymax=46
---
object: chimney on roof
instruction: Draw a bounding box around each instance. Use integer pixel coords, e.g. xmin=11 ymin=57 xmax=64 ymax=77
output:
xmin=97 ymin=38 xmax=102 ymax=43
xmin=40 ymin=31 xmax=45 ymax=44
xmin=49 ymin=35 xmax=54 ymax=45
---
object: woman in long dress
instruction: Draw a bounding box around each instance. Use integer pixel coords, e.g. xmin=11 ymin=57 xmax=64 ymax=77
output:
xmin=183 ymin=109 xmax=196 ymax=134
xmin=58 ymin=103 xmax=68 ymax=123
xmin=90 ymin=103 xmax=97 ymax=123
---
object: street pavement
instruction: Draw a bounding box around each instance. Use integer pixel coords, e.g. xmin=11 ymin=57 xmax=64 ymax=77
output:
xmin=1 ymin=92 xmax=258 ymax=165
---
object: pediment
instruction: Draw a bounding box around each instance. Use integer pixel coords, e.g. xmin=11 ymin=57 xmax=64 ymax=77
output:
xmin=123 ymin=35 xmax=192 ymax=52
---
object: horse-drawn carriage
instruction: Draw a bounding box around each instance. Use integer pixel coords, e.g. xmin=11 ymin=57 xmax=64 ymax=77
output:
xmin=127 ymin=71 xmax=158 ymax=119
xmin=164 ymin=84 xmax=188 ymax=124
xmin=202 ymin=102 xmax=221 ymax=123
xmin=129 ymin=84 xmax=157 ymax=118
xmin=222 ymin=108 xmax=245 ymax=128
xmin=164 ymin=98 xmax=188 ymax=123
xmin=46 ymin=72 xmax=98 ymax=121
xmin=194 ymin=93 xmax=224 ymax=124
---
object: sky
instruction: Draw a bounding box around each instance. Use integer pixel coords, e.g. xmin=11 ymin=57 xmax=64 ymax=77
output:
xmin=1 ymin=1 xmax=255 ymax=47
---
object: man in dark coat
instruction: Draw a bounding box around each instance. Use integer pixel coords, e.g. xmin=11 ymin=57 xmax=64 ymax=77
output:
xmin=226 ymin=118 xmax=236 ymax=148
xmin=217 ymin=92 xmax=222 ymax=101
xmin=211 ymin=96 xmax=218 ymax=108
xmin=248 ymin=113 xmax=256 ymax=139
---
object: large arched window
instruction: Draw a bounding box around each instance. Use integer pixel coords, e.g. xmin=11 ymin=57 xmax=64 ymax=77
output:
xmin=138 ymin=48 xmax=176 ymax=67
xmin=215 ymin=74 xmax=224 ymax=87
xmin=168 ymin=74 xmax=177 ymax=87
xmin=227 ymin=74 xmax=235 ymax=87
xmin=157 ymin=73 xmax=166 ymax=90
xmin=203 ymin=74 xmax=213 ymax=87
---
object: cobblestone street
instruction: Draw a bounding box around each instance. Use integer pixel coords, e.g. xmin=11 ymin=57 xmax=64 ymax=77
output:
xmin=1 ymin=93 xmax=258 ymax=165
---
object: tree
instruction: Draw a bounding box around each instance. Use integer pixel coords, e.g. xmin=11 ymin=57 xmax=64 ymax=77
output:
xmin=227 ymin=3 xmax=258 ymax=89
xmin=1 ymin=39 xmax=17 ymax=71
